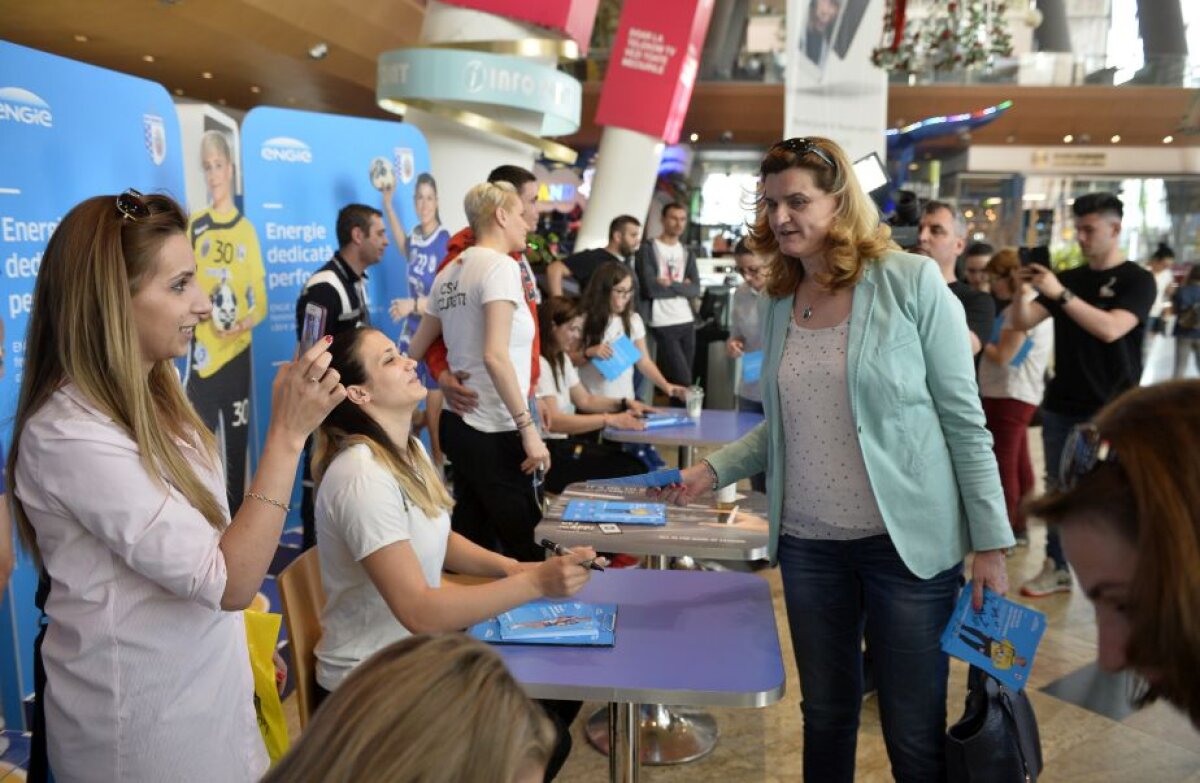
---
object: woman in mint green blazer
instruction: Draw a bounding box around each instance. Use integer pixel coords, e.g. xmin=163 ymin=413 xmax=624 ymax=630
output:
xmin=658 ymin=138 xmax=1014 ymax=782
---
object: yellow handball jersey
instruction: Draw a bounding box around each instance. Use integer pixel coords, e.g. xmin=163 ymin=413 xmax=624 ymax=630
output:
xmin=188 ymin=206 xmax=268 ymax=378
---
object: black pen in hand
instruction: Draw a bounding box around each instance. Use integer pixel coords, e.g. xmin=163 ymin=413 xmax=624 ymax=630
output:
xmin=540 ymin=538 xmax=605 ymax=572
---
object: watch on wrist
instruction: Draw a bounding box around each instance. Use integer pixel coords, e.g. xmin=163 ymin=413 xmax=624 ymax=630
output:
xmin=701 ymin=459 xmax=720 ymax=492
xmin=1058 ymin=288 xmax=1075 ymax=305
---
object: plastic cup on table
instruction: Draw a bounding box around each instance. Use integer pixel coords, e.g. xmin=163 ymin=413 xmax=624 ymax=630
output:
xmin=685 ymin=386 xmax=704 ymax=419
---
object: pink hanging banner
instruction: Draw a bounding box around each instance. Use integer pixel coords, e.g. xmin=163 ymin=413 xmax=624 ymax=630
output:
xmin=593 ymin=0 xmax=715 ymax=144
xmin=440 ymin=0 xmax=600 ymax=54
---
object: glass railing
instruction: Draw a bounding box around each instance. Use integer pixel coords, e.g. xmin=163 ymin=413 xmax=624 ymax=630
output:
xmin=570 ymin=52 xmax=1199 ymax=89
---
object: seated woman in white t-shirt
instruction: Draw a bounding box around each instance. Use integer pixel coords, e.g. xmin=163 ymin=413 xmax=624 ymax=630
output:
xmin=409 ymin=181 xmax=548 ymax=562
xmin=312 ymin=327 xmax=597 ymax=778
xmin=536 ymin=296 xmax=655 ymax=493
xmin=576 ymin=261 xmax=688 ymax=403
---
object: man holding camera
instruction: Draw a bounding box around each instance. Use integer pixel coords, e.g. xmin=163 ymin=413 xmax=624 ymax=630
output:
xmin=1008 ymin=192 xmax=1156 ymax=596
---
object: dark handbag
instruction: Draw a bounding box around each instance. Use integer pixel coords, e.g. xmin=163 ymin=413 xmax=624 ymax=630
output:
xmin=946 ymin=666 xmax=1043 ymax=783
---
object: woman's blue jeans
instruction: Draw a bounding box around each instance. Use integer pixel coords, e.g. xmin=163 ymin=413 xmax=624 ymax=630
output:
xmin=778 ymin=534 xmax=962 ymax=783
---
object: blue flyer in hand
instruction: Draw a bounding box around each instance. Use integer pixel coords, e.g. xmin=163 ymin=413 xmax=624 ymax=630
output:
xmin=741 ymin=350 xmax=764 ymax=384
xmin=588 ymin=468 xmax=683 ymax=488
xmin=941 ymin=588 xmax=1046 ymax=691
xmin=592 ymin=334 xmax=642 ymax=381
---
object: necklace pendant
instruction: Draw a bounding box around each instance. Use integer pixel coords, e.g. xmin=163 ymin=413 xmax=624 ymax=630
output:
xmin=802 ymin=305 xmax=813 ymax=320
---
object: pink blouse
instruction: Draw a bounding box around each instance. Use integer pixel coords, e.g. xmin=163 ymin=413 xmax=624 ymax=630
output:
xmin=14 ymin=384 xmax=266 ymax=782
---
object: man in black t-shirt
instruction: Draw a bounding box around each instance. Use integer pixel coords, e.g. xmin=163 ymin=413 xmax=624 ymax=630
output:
xmin=545 ymin=214 xmax=641 ymax=297
xmin=918 ymin=200 xmax=995 ymax=361
xmin=1009 ymin=192 xmax=1156 ymax=597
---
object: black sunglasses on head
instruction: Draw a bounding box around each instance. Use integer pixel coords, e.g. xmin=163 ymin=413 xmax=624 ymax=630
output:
xmin=1059 ymin=423 xmax=1116 ymax=490
xmin=115 ymin=188 xmax=150 ymax=221
xmin=769 ymin=138 xmax=837 ymax=172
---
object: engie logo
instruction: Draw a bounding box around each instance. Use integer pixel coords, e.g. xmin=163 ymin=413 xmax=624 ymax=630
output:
xmin=0 ymin=87 xmax=53 ymax=127
xmin=260 ymin=136 xmax=312 ymax=163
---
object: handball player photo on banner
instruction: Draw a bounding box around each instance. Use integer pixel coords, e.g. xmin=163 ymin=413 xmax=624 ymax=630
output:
xmin=241 ymin=107 xmax=429 ymax=518
xmin=177 ymin=107 xmax=264 ymax=515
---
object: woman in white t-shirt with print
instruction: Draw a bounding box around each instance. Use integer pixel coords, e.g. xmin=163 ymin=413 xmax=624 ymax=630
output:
xmin=409 ymin=182 xmax=548 ymax=561
xmin=536 ymin=296 xmax=655 ymax=493
xmin=312 ymin=327 xmax=596 ymax=780
xmin=979 ymin=249 xmax=1054 ymax=547
xmin=577 ymin=261 xmax=688 ymax=403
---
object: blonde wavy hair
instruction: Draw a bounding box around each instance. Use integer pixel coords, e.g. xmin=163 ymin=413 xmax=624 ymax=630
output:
xmin=262 ymin=633 xmax=556 ymax=782
xmin=748 ymin=137 xmax=896 ymax=297
xmin=463 ymin=180 xmax=520 ymax=236
xmin=8 ymin=193 xmax=224 ymax=565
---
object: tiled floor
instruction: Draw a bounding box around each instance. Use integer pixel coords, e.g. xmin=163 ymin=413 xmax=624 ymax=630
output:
xmin=283 ymin=421 xmax=1200 ymax=781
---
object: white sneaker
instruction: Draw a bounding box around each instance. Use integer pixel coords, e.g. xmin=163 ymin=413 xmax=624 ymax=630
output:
xmin=1020 ymin=558 xmax=1072 ymax=597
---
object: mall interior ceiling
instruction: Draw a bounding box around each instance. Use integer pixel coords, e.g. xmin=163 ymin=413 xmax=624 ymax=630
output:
xmin=3 ymin=0 xmax=1197 ymax=151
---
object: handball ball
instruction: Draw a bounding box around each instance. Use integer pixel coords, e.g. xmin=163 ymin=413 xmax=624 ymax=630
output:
xmin=369 ymin=156 xmax=395 ymax=191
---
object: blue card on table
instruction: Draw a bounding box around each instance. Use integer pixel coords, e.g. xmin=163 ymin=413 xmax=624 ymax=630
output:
xmin=591 ymin=334 xmax=642 ymax=381
xmin=563 ymin=500 xmax=668 ymax=526
xmin=940 ymin=588 xmax=1046 ymax=690
xmin=741 ymin=350 xmax=764 ymax=384
xmin=469 ymin=600 xmax=617 ymax=646
xmin=588 ymin=468 xmax=683 ymax=488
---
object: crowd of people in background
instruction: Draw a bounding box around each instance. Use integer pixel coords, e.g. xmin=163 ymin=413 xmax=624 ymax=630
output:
xmin=2 ymin=135 xmax=1198 ymax=783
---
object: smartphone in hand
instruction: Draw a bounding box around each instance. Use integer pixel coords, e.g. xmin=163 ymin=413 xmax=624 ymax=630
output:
xmin=300 ymin=302 xmax=327 ymax=354
xmin=1018 ymin=246 xmax=1050 ymax=268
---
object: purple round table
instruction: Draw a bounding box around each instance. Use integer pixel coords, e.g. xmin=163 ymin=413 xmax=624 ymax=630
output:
xmin=488 ymin=569 xmax=785 ymax=782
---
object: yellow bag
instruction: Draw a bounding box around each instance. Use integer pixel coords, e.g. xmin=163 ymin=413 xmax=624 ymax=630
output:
xmin=244 ymin=609 xmax=290 ymax=764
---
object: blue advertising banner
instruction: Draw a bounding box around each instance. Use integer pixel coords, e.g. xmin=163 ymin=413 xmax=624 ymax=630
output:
xmin=0 ymin=40 xmax=186 ymax=726
xmin=241 ymin=107 xmax=429 ymax=518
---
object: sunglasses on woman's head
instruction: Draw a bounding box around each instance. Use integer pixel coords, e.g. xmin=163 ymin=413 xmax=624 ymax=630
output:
xmin=769 ymin=138 xmax=837 ymax=172
xmin=115 ymin=188 xmax=150 ymax=221
xmin=1059 ymin=423 xmax=1116 ymax=490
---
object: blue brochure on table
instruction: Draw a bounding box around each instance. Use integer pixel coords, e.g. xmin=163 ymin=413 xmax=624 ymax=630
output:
xmin=641 ymin=411 xmax=692 ymax=429
xmin=741 ymin=350 xmax=764 ymax=384
xmin=562 ymin=500 xmax=668 ymax=526
xmin=940 ymin=588 xmax=1046 ymax=691
xmin=589 ymin=468 xmax=683 ymax=488
xmin=469 ymin=600 xmax=617 ymax=646
xmin=591 ymin=334 xmax=642 ymax=381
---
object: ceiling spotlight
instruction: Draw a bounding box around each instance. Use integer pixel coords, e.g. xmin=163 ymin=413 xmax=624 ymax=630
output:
xmin=202 ymin=71 xmax=213 ymax=79
xmin=73 ymin=34 xmax=88 ymax=43
xmin=1110 ymin=134 xmax=1121 ymax=143
xmin=288 ymin=96 xmax=298 ymax=104
xmin=218 ymin=98 xmax=227 ymax=106
xmin=142 ymin=54 xmax=155 ymax=63
xmin=908 ymin=162 xmax=919 ymax=171
xmin=250 ymin=85 xmax=261 ymax=94
xmin=689 ymin=132 xmax=699 ymax=143
xmin=173 ymin=88 xmax=183 ymax=96
xmin=1163 ymin=135 xmax=1174 ymax=144
xmin=1063 ymin=134 xmax=1074 ymax=143
xmin=1005 ymin=134 xmax=1016 ymax=143
xmin=308 ymin=42 xmax=329 ymax=60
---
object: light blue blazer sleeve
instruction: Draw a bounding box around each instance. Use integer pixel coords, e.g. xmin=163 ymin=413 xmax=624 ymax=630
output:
xmin=704 ymin=251 xmax=1013 ymax=574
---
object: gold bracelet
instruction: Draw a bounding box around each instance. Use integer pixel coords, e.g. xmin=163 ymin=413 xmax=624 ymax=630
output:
xmin=246 ymin=492 xmax=290 ymax=513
